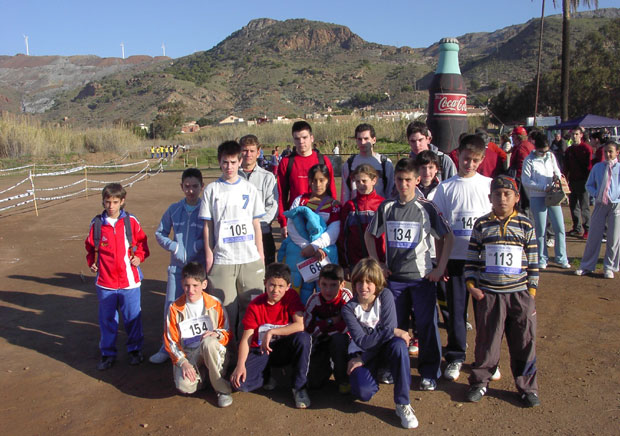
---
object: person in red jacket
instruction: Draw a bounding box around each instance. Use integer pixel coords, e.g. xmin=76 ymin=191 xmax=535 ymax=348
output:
xmin=509 ymin=126 xmax=535 ymax=213
xmin=277 ymin=121 xmax=337 ymax=238
xmin=564 ymin=127 xmax=593 ymax=238
xmin=339 ymin=164 xmax=386 ymax=279
xmin=448 ymin=129 xmax=507 ymax=178
xmin=85 ymin=183 xmax=149 ymax=371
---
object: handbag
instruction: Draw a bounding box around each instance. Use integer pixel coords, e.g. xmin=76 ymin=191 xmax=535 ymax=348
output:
xmin=545 ymin=187 xmax=566 ymax=206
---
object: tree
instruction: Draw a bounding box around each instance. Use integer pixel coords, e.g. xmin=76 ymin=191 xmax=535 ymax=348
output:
xmin=150 ymin=101 xmax=185 ymax=139
xmin=552 ymin=0 xmax=598 ymax=121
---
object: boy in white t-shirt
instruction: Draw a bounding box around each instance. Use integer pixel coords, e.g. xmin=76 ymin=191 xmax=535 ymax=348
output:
xmin=432 ymin=135 xmax=492 ymax=383
xmin=199 ymin=140 xmax=265 ymax=340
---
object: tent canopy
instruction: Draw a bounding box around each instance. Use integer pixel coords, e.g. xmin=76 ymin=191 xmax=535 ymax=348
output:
xmin=549 ymin=114 xmax=620 ymax=130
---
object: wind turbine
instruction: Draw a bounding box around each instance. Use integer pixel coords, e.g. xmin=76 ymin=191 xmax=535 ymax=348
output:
xmin=23 ymin=35 xmax=29 ymax=56
xmin=120 ymin=42 xmax=125 ymax=59
xmin=161 ymin=42 xmax=166 ymax=57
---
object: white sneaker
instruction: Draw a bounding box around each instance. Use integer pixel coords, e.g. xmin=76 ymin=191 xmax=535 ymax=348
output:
xmin=444 ymin=361 xmax=462 ymax=381
xmin=149 ymin=350 xmax=169 ymax=364
xmin=575 ymin=269 xmax=591 ymax=276
xmin=604 ymin=270 xmax=614 ymax=279
xmin=546 ymin=239 xmax=555 ymax=248
xmin=292 ymin=388 xmax=311 ymax=409
xmin=217 ymin=392 xmax=233 ymax=408
xmin=491 ymin=366 xmax=501 ymax=381
xmin=395 ymin=404 xmax=419 ymax=429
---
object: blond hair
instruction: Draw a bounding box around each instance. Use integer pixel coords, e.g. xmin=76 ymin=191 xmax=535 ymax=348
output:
xmin=350 ymin=258 xmax=385 ymax=295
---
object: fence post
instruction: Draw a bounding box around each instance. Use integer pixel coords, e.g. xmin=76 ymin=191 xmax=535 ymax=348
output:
xmin=29 ymin=170 xmax=39 ymax=217
xmin=85 ymin=167 xmax=88 ymax=198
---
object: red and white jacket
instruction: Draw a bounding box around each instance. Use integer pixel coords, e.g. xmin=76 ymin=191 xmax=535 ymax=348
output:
xmin=85 ymin=210 xmax=149 ymax=289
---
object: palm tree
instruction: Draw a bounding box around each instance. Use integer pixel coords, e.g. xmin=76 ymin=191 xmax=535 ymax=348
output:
xmin=553 ymin=0 xmax=598 ymax=121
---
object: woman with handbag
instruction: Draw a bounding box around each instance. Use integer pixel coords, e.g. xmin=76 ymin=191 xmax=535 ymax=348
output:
xmin=521 ymin=132 xmax=571 ymax=270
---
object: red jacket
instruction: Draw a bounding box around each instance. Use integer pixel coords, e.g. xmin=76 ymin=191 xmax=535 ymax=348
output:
xmin=510 ymin=140 xmax=535 ymax=180
xmin=339 ymin=190 xmax=386 ymax=268
xmin=276 ymin=150 xmax=337 ymax=227
xmin=85 ymin=210 xmax=149 ymax=289
xmin=564 ymin=141 xmax=593 ymax=182
xmin=448 ymin=142 xmax=506 ymax=178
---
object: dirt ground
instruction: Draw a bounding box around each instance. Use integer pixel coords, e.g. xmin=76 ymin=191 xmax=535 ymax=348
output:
xmin=1 ymin=169 xmax=619 ymax=436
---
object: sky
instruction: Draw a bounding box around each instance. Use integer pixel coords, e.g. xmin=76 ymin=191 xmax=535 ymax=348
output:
xmin=1 ymin=0 xmax=616 ymax=59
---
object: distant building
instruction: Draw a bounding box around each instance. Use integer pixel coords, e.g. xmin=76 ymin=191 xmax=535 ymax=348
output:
xmin=181 ymin=121 xmax=200 ymax=133
xmin=219 ymin=115 xmax=245 ymax=125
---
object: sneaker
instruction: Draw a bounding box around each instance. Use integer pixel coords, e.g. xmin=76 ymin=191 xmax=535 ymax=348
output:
xmin=128 ymin=350 xmax=144 ymax=366
xmin=466 ymin=386 xmax=487 ymax=403
xmin=378 ymin=368 xmax=394 ymax=384
xmin=466 ymin=321 xmax=473 ymax=331
xmin=559 ymin=262 xmax=572 ymax=270
xmin=575 ymin=269 xmax=592 ymax=276
xmin=567 ymin=230 xmax=583 ymax=237
xmin=395 ymin=404 xmax=419 ymax=429
xmin=408 ymin=339 xmax=419 ymax=357
xmin=444 ymin=361 xmax=462 ymax=381
xmin=538 ymin=262 xmax=547 ymax=270
xmin=581 ymin=231 xmax=589 ymax=240
xmin=546 ymin=239 xmax=555 ymax=248
xmin=420 ymin=377 xmax=437 ymax=391
xmin=521 ymin=392 xmax=541 ymax=408
xmin=97 ymin=355 xmax=115 ymax=371
xmin=292 ymin=388 xmax=311 ymax=409
xmin=338 ymin=383 xmax=351 ymax=395
xmin=149 ymin=350 xmax=170 ymax=364
xmin=491 ymin=366 xmax=501 ymax=381
xmin=216 ymin=392 xmax=233 ymax=408
xmin=604 ymin=270 xmax=614 ymax=279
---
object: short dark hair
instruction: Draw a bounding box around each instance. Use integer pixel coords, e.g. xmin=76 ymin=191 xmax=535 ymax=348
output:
xmin=182 ymin=261 xmax=207 ymax=282
xmin=474 ymin=128 xmax=489 ymax=144
xmin=319 ymin=263 xmax=345 ymax=282
xmin=604 ymin=141 xmax=619 ymax=151
xmin=265 ymin=262 xmax=292 ymax=285
xmin=181 ymin=168 xmax=203 ymax=184
xmin=354 ymin=123 xmax=376 ymax=139
xmin=292 ymin=121 xmax=312 ymax=135
xmin=102 ymin=183 xmax=126 ymax=201
xmin=414 ymin=149 xmax=440 ymax=168
xmin=458 ymin=134 xmax=486 ymax=155
xmin=394 ymin=157 xmax=418 ymax=176
xmin=240 ymin=134 xmax=260 ymax=149
xmin=217 ymin=140 xmax=242 ymax=161
xmin=406 ymin=121 xmax=430 ymax=139
xmin=591 ymin=131 xmax=605 ymax=144
xmin=531 ymin=131 xmax=548 ymax=150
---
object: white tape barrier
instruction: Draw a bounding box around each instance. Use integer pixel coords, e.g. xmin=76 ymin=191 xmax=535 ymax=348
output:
xmin=1 ymin=159 xmax=149 ymax=177
xmin=0 ymin=161 xmax=163 ymax=213
xmin=0 ymin=176 xmax=30 ymax=195
xmin=0 ymin=161 xmax=85 ymax=174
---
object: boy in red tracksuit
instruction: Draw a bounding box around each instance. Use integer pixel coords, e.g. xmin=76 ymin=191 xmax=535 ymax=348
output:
xmin=339 ymin=164 xmax=386 ymax=278
xmin=85 ymin=183 xmax=149 ymax=371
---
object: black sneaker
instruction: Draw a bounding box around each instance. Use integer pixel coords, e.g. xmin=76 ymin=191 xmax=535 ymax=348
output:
xmin=521 ymin=392 xmax=541 ymax=408
xmin=97 ymin=355 xmax=115 ymax=371
xmin=466 ymin=386 xmax=487 ymax=403
xmin=128 ymin=350 xmax=144 ymax=366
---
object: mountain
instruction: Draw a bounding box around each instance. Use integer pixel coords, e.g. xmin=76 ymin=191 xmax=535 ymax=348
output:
xmin=1 ymin=8 xmax=618 ymax=126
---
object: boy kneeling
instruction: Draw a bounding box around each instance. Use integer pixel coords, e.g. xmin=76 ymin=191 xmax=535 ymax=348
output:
xmin=164 ymin=262 xmax=233 ymax=408
xmin=230 ymin=263 xmax=312 ymax=409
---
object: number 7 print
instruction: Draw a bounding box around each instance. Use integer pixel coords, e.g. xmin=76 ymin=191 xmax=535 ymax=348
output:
xmin=242 ymin=194 xmax=249 ymax=209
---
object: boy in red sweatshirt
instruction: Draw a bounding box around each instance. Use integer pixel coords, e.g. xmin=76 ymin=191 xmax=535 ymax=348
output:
xmin=85 ymin=183 xmax=149 ymax=371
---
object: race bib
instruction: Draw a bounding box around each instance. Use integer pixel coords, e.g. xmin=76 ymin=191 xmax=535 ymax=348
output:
xmin=386 ymin=221 xmax=420 ymax=248
xmin=179 ymin=315 xmax=213 ymax=347
xmin=297 ymin=256 xmax=330 ymax=283
xmin=485 ymin=245 xmax=523 ymax=274
xmin=453 ymin=212 xmax=479 ymax=237
xmin=257 ymin=323 xmax=287 ymax=346
xmin=221 ymin=219 xmax=253 ymax=244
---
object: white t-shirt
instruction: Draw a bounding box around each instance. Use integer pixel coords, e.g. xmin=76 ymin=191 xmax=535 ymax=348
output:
xmin=199 ymin=177 xmax=265 ymax=265
xmin=432 ymin=173 xmax=492 ymax=260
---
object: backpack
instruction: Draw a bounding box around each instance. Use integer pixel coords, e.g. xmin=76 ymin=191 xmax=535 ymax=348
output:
xmin=345 ymin=154 xmax=388 ymax=194
xmin=92 ymin=211 xmax=134 ymax=264
xmin=282 ymin=149 xmax=326 ymax=205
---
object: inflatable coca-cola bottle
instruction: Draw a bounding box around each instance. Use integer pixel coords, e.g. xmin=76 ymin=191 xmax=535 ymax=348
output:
xmin=427 ymin=37 xmax=468 ymax=154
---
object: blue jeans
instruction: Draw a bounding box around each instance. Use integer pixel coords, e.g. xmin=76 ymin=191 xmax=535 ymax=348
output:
xmin=96 ymin=285 xmax=143 ymax=356
xmin=529 ymin=196 xmax=568 ymax=265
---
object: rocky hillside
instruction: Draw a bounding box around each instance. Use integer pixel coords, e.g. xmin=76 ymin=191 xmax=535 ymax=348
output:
xmin=0 ymin=8 xmax=618 ymax=127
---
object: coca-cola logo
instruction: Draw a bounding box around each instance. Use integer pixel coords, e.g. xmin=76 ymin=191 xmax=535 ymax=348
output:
xmin=433 ymin=93 xmax=467 ymax=116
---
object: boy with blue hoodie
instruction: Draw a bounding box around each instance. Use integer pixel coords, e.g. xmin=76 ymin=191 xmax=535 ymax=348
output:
xmin=150 ymin=168 xmax=206 ymax=364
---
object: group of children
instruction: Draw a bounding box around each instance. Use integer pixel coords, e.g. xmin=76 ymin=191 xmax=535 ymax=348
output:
xmin=85 ymin=123 xmax=555 ymax=430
